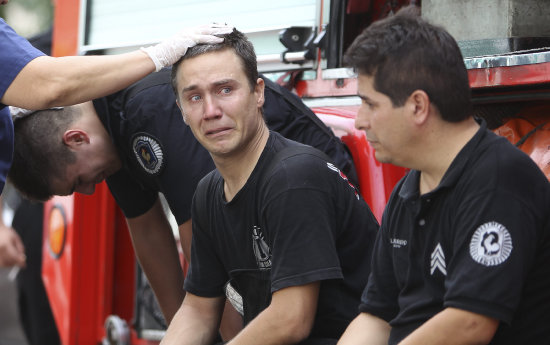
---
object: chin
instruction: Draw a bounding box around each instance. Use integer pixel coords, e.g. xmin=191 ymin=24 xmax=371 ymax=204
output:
xmin=374 ymin=152 xmax=391 ymax=164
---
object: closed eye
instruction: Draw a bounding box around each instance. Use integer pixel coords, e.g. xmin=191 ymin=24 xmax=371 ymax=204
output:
xmin=362 ymin=98 xmax=376 ymax=109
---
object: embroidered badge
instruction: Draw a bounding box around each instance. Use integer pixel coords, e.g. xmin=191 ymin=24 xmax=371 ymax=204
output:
xmin=252 ymin=226 xmax=272 ymax=270
xmin=430 ymin=243 xmax=447 ymax=276
xmin=132 ymin=134 xmax=164 ymax=175
xmin=390 ymin=238 xmax=408 ymax=248
xmin=469 ymin=221 xmax=513 ymax=266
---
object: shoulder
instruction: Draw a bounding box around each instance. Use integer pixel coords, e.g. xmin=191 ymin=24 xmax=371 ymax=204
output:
xmin=196 ymin=169 xmax=223 ymax=198
xmin=122 ymin=71 xmax=176 ymax=117
xmin=471 ymin=130 xmax=547 ymax=187
xmin=193 ymin=169 xmax=222 ymax=222
xmin=124 ymin=69 xmax=174 ymax=106
xmin=270 ymin=133 xmax=330 ymax=167
xmin=0 ymin=20 xmax=44 ymax=59
xmin=459 ymin=130 xmax=550 ymax=213
xmin=264 ymin=133 xmax=338 ymax=188
xmin=0 ymin=20 xmax=44 ymax=95
xmin=93 ymin=71 xmax=182 ymax=137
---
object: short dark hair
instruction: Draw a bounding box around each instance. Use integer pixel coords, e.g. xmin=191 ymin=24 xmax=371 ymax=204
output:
xmin=344 ymin=5 xmax=472 ymax=122
xmin=171 ymin=29 xmax=258 ymax=96
xmin=9 ymin=107 xmax=81 ymax=201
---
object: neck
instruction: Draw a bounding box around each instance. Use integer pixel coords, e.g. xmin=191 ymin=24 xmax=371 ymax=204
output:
xmin=214 ymin=124 xmax=270 ymax=201
xmin=418 ymin=117 xmax=479 ymax=194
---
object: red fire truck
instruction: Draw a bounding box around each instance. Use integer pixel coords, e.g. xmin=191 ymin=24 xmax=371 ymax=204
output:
xmin=42 ymin=1 xmax=550 ymax=344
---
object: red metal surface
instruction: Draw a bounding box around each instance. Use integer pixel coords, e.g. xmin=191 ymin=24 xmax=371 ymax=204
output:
xmin=469 ymin=62 xmax=550 ymax=89
xmin=43 ymin=183 xmax=128 ymax=345
xmin=295 ymin=73 xmax=358 ymax=98
xmin=51 ymin=0 xmax=79 ymax=58
xmin=42 ymin=196 xmax=74 ymax=345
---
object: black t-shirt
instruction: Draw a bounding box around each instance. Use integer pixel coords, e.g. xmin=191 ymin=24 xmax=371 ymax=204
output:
xmin=93 ymin=69 xmax=357 ymax=225
xmin=186 ymin=132 xmax=378 ymax=339
xmin=360 ymin=120 xmax=550 ymax=344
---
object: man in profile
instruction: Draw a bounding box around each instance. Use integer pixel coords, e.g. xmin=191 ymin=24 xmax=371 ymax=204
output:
xmin=338 ymin=6 xmax=550 ymax=345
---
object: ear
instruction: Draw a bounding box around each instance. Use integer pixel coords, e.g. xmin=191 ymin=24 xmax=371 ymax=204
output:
xmin=255 ymin=77 xmax=265 ymax=108
xmin=407 ymin=90 xmax=430 ymax=125
xmin=62 ymin=129 xmax=90 ymax=150
xmin=175 ymin=98 xmax=188 ymax=125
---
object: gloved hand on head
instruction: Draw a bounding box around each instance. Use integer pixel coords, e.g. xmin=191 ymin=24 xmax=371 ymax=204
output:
xmin=141 ymin=23 xmax=234 ymax=72
xmin=10 ymin=106 xmax=63 ymax=122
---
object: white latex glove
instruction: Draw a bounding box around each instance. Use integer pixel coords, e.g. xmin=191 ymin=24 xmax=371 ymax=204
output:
xmin=141 ymin=23 xmax=234 ymax=72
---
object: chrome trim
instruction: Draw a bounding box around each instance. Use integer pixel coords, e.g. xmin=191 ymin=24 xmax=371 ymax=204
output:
xmin=465 ymin=50 xmax=550 ymax=69
xmin=303 ymin=96 xmax=361 ymax=108
xmin=321 ymin=68 xmax=356 ymax=79
xmin=139 ymin=329 xmax=165 ymax=341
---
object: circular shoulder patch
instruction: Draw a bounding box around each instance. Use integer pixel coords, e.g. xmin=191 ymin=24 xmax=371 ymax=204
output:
xmin=132 ymin=133 xmax=165 ymax=175
xmin=469 ymin=221 xmax=513 ymax=266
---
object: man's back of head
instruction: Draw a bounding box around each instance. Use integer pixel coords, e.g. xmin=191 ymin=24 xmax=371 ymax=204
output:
xmin=10 ymin=106 xmax=81 ymax=201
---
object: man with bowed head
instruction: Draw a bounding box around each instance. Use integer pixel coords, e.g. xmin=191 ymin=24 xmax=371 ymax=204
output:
xmin=0 ymin=0 xmax=230 ymax=269
xmin=160 ymin=29 xmax=379 ymax=345
xmin=338 ymin=5 xmax=550 ymax=345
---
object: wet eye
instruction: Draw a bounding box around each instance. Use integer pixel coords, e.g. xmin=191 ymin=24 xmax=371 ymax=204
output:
xmin=190 ymin=95 xmax=201 ymax=102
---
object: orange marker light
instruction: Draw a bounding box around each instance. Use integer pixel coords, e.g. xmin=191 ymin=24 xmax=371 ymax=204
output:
xmin=48 ymin=206 xmax=66 ymax=259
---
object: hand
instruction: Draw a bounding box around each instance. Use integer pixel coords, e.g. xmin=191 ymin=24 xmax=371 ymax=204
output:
xmin=0 ymin=224 xmax=26 ymax=267
xmin=141 ymin=23 xmax=234 ymax=72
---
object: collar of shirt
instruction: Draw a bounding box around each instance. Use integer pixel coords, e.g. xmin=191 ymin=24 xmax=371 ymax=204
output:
xmin=399 ymin=118 xmax=488 ymax=202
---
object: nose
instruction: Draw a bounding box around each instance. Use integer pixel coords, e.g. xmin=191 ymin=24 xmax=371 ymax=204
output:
xmin=355 ymin=104 xmax=371 ymax=131
xmin=203 ymin=95 xmax=222 ymax=120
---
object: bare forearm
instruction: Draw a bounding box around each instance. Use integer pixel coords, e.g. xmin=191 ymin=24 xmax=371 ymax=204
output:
xmin=227 ymin=305 xmax=301 ymax=345
xmin=3 ymin=51 xmax=155 ymax=109
xmin=398 ymin=308 xmax=498 ymax=345
xmin=161 ymin=294 xmax=224 ymax=345
xmin=127 ymin=202 xmax=185 ymax=323
xmin=227 ymin=283 xmax=319 ymax=345
xmin=337 ymin=312 xmax=390 ymax=345
xmin=134 ymin=236 xmax=185 ymax=324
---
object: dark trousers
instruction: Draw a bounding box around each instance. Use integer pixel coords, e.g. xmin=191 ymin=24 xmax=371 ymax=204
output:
xmin=13 ymin=200 xmax=60 ymax=345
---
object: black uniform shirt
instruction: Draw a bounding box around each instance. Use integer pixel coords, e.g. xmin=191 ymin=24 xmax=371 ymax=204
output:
xmin=93 ymin=70 xmax=357 ymax=225
xmin=360 ymin=120 xmax=550 ymax=344
xmin=186 ymin=131 xmax=378 ymax=339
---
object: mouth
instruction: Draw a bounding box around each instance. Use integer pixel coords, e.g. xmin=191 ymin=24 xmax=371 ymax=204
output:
xmin=205 ymin=127 xmax=232 ymax=137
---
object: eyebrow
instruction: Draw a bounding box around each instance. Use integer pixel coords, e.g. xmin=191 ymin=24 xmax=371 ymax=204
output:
xmin=181 ymin=79 xmax=235 ymax=93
